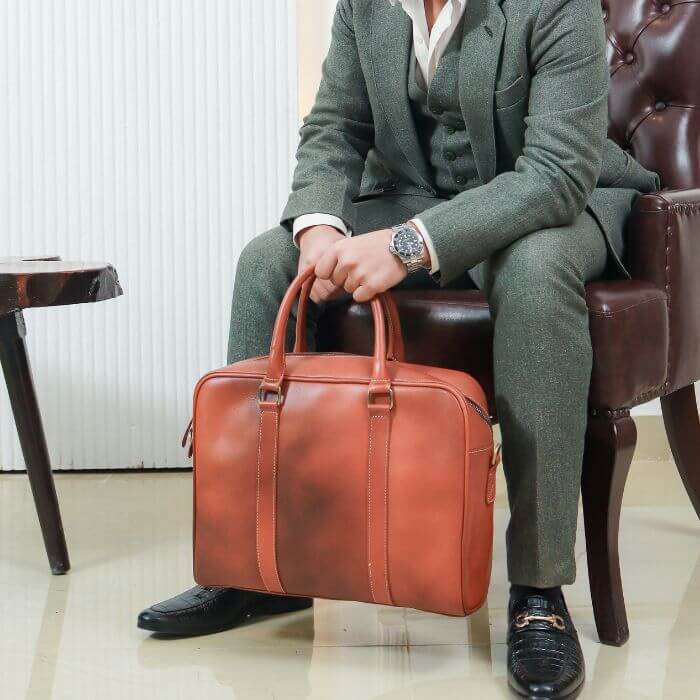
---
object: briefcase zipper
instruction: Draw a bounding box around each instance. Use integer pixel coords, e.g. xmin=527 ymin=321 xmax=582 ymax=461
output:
xmin=463 ymin=395 xmax=494 ymax=426
xmin=462 ymin=396 xmax=500 ymax=468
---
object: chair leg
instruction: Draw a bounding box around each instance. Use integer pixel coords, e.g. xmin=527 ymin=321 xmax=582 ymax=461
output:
xmin=581 ymin=409 xmax=636 ymax=646
xmin=0 ymin=311 xmax=70 ymax=574
xmin=660 ymin=384 xmax=700 ymax=518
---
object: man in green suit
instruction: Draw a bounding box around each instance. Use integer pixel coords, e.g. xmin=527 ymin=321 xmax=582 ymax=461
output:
xmin=139 ymin=0 xmax=659 ymax=696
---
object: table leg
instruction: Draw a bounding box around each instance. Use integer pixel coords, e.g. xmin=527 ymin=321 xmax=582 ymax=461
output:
xmin=0 ymin=311 xmax=70 ymax=574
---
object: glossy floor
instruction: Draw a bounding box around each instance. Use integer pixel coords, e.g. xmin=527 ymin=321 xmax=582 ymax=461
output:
xmin=1 ymin=462 xmax=698 ymax=699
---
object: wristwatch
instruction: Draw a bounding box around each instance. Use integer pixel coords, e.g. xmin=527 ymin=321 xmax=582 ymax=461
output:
xmin=389 ymin=223 xmax=427 ymax=273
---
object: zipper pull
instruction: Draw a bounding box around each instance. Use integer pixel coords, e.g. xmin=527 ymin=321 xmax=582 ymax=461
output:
xmin=492 ymin=442 xmax=502 ymax=467
xmin=464 ymin=395 xmax=493 ymax=426
xmin=182 ymin=418 xmax=193 ymax=458
xmin=486 ymin=442 xmax=501 ymax=505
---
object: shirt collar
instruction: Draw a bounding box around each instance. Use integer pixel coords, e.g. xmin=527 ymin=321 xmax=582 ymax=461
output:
xmin=389 ymin=0 xmax=467 ymax=8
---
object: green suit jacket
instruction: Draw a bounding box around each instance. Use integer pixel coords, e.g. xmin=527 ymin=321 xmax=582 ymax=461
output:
xmin=281 ymin=0 xmax=661 ymax=285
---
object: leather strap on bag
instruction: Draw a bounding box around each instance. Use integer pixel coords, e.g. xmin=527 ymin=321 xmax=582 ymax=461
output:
xmin=366 ymin=303 xmax=396 ymax=606
xmin=258 ymin=267 xmax=399 ymax=600
xmin=367 ymin=385 xmax=395 ymax=606
xmin=380 ymin=293 xmax=405 ymax=362
xmin=292 ymin=278 xmax=313 ymax=353
xmin=255 ymin=396 xmax=286 ymax=594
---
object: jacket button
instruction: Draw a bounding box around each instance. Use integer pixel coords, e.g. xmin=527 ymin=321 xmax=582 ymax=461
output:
xmin=445 ymin=150 xmax=457 ymax=161
xmin=445 ymin=125 xmax=456 ymax=134
xmin=431 ymin=105 xmax=444 ymax=115
xmin=455 ymin=175 xmax=467 ymax=185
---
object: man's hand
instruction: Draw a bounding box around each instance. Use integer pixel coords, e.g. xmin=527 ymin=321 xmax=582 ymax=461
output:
xmin=315 ymin=228 xmax=410 ymax=303
xmin=297 ymin=225 xmax=346 ymax=304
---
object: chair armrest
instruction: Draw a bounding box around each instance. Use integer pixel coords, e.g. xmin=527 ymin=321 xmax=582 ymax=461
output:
xmin=627 ymin=189 xmax=700 ymax=393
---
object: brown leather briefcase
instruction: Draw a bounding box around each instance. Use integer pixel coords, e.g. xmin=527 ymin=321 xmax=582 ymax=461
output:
xmin=191 ymin=268 xmax=499 ymax=616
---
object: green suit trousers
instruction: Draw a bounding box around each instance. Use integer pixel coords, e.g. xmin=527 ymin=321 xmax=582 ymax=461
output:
xmin=228 ymin=193 xmax=613 ymax=588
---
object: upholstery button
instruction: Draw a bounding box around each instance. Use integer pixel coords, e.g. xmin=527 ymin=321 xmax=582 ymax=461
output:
xmin=655 ymin=101 xmax=667 ymax=111
xmin=602 ymin=9 xmax=609 ymax=20
xmin=445 ymin=150 xmax=457 ymax=162
xmin=624 ymin=52 xmax=635 ymax=64
xmin=660 ymin=3 xmax=671 ymax=12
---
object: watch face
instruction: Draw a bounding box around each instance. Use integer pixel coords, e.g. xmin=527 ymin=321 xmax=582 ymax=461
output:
xmin=394 ymin=228 xmax=423 ymax=258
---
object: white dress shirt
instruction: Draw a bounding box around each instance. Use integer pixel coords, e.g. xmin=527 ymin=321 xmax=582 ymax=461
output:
xmin=294 ymin=0 xmax=469 ymax=274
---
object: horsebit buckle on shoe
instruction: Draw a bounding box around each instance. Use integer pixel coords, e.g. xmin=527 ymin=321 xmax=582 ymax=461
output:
xmin=514 ymin=613 xmax=566 ymax=631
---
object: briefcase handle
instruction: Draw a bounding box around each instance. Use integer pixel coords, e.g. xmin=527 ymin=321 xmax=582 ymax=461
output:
xmin=260 ymin=266 xmax=396 ymax=400
xmin=292 ymin=276 xmax=406 ymax=362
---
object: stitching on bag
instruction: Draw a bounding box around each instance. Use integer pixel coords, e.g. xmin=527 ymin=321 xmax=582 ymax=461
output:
xmin=270 ymin=410 xmax=284 ymax=592
xmin=469 ymin=445 xmax=492 ymax=454
xmin=382 ymin=413 xmax=392 ymax=604
xmin=367 ymin=414 xmax=378 ymax=603
xmin=384 ymin=297 xmax=398 ymax=360
xmin=387 ymin=309 xmax=394 ymax=358
xmin=255 ymin=410 xmax=267 ymax=591
xmin=487 ymin=466 xmax=497 ymax=505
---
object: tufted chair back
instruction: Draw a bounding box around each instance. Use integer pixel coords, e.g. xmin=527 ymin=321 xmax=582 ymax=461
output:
xmin=603 ymin=0 xmax=700 ymax=189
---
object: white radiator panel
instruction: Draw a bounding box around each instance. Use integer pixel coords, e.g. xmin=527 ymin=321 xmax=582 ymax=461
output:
xmin=0 ymin=0 xmax=298 ymax=469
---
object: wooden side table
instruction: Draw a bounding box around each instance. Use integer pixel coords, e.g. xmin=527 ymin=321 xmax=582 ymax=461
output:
xmin=0 ymin=257 xmax=123 ymax=573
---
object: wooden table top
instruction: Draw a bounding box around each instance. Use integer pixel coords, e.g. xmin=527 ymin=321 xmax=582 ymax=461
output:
xmin=0 ymin=256 xmax=123 ymax=315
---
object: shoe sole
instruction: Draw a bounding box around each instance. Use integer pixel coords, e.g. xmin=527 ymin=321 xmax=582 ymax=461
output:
xmin=137 ymin=597 xmax=313 ymax=637
xmin=509 ymin=680 xmax=584 ymax=700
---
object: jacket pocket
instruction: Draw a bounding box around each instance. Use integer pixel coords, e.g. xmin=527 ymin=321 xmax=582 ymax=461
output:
xmin=494 ymin=75 xmax=528 ymax=110
xmin=352 ymin=183 xmax=398 ymax=203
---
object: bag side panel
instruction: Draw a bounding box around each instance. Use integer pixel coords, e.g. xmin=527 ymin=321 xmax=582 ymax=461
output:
xmin=193 ymin=375 xmax=266 ymax=590
xmin=386 ymin=386 xmax=467 ymax=616
xmin=461 ymin=407 xmax=496 ymax=613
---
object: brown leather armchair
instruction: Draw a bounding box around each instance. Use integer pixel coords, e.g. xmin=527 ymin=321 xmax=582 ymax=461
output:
xmin=317 ymin=0 xmax=700 ymax=646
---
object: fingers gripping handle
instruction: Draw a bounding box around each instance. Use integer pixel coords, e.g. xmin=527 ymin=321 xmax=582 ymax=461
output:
xmin=262 ymin=267 xmax=392 ymax=394
xmin=292 ymin=276 xmax=405 ymax=362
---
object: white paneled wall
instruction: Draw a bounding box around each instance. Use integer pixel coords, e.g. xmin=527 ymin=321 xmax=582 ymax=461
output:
xmin=297 ymin=0 xmax=335 ymax=120
xmin=0 ymin=0 xmax=298 ymax=469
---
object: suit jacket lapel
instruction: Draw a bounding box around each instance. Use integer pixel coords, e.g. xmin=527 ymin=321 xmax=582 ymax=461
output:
xmin=459 ymin=0 xmax=506 ymax=184
xmin=370 ymin=1 xmax=433 ymax=190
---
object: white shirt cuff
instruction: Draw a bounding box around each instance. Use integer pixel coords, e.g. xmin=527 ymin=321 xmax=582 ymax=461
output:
xmin=409 ymin=218 xmax=440 ymax=274
xmin=293 ymin=214 xmax=352 ymax=247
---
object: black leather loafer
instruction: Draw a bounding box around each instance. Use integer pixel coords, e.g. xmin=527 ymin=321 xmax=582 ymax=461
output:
xmin=137 ymin=586 xmax=313 ymax=636
xmin=507 ymin=589 xmax=585 ymax=699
